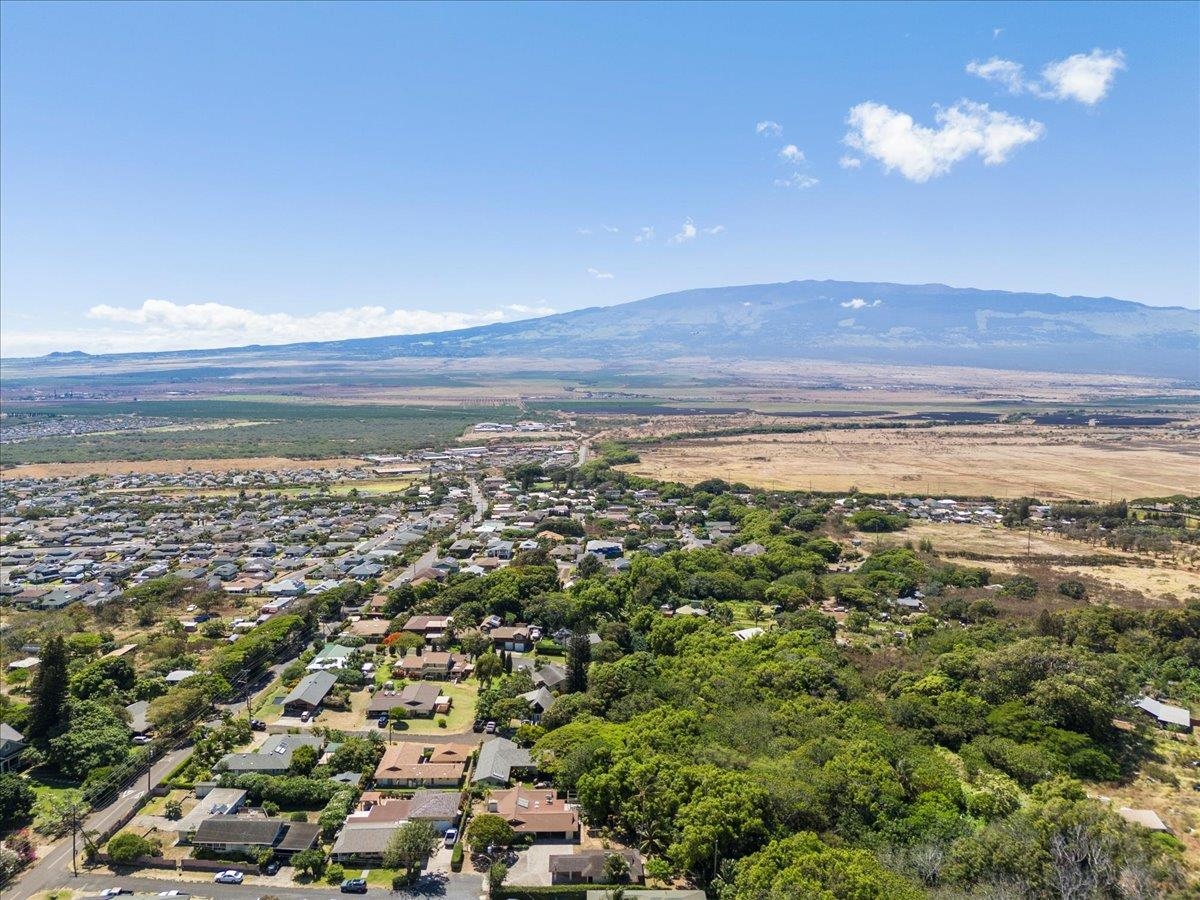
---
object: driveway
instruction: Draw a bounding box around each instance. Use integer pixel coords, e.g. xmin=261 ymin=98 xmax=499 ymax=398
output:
xmin=502 ymin=842 xmax=560 ymax=887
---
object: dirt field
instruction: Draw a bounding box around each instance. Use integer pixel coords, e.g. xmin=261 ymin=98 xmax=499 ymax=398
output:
xmin=891 ymin=522 xmax=1200 ymax=603
xmin=2 ymin=456 xmax=367 ymax=478
xmin=622 ymin=424 xmax=1200 ymax=500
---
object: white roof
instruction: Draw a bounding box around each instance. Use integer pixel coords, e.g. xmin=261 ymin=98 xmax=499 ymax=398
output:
xmin=1135 ymin=696 xmax=1191 ymax=728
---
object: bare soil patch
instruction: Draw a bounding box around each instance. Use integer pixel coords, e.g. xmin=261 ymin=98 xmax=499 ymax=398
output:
xmin=622 ymin=424 xmax=1200 ymax=500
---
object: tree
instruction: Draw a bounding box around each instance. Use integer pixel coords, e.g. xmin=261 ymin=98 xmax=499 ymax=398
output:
xmin=467 ymin=813 xmax=515 ymax=853
xmin=605 ymin=852 xmax=630 ymax=882
xmin=567 ymin=631 xmax=592 ymax=693
xmin=475 ymin=652 xmax=503 ymax=686
xmin=383 ymin=820 xmax=439 ymax=875
xmin=33 ymin=789 xmax=88 ymax=839
xmin=107 ymin=831 xmax=154 ymax=864
xmin=164 ymin=798 xmax=183 ymax=820
xmin=576 ymin=553 xmax=603 ymax=579
xmin=27 ymin=635 xmax=69 ymax=742
xmin=288 ymin=744 xmax=319 ymax=776
xmin=0 ymin=774 xmax=36 ymax=824
xmin=291 ymin=847 xmax=327 ymax=878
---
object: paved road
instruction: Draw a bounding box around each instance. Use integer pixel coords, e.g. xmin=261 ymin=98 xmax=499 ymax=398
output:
xmin=15 ymin=871 xmax=484 ymax=900
xmin=11 ymin=746 xmax=193 ymax=900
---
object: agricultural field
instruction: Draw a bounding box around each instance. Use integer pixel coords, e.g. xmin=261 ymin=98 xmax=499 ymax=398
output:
xmin=0 ymin=399 xmax=520 ymax=464
xmin=621 ymin=423 xmax=1200 ymax=500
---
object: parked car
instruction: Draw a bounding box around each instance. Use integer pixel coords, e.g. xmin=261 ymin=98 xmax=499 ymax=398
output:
xmin=250 ymin=718 xmax=267 ymax=731
xmin=300 ymin=710 xmax=311 ymax=722
xmin=484 ymin=720 xmax=496 ymax=734
xmin=377 ymin=714 xmax=389 ymax=728
xmin=340 ymin=877 xmax=369 ymax=894
xmin=100 ymin=890 xmax=132 ymax=897
xmin=214 ymin=869 xmax=245 ymax=884
xmin=444 ymin=827 xmax=458 ymax=848
xmin=260 ymin=859 xmax=280 ymax=875
xmin=472 ymin=719 xmax=485 ymax=733
xmin=132 ymin=735 xmax=152 ymax=745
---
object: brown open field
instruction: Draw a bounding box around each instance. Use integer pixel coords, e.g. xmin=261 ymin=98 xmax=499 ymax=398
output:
xmin=2 ymin=455 xmax=366 ymax=478
xmin=895 ymin=522 xmax=1200 ymax=603
xmin=621 ymin=424 xmax=1200 ymax=500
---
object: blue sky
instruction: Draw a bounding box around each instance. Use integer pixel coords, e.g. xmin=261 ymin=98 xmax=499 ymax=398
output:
xmin=2 ymin=1 xmax=1197 ymax=355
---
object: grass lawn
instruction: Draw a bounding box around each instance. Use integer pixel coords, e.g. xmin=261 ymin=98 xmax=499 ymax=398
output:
xmin=363 ymin=866 xmax=405 ymax=887
xmin=727 ymin=600 xmax=773 ymax=631
xmin=254 ymin=681 xmax=289 ymax=720
xmin=399 ymin=680 xmax=479 ymax=734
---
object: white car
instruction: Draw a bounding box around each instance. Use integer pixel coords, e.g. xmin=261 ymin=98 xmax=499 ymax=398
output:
xmin=214 ymin=869 xmax=245 ymax=884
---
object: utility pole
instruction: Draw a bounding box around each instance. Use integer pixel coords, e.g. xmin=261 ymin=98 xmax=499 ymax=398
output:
xmin=70 ymin=805 xmax=79 ymax=877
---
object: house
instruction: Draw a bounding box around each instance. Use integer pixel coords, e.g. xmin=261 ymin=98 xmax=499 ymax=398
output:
xmin=485 ymin=787 xmax=580 ymax=840
xmin=550 ymin=848 xmax=644 ymax=885
xmin=307 ymin=643 xmax=356 ymax=671
xmin=396 ymin=649 xmax=473 ymax=681
xmin=520 ymin=687 xmax=556 ymax=720
xmin=282 ymin=671 xmax=337 ymax=717
xmin=514 ymin=660 xmax=567 ymax=692
xmin=1134 ymin=696 xmax=1193 ymax=732
xmin=472 ymin=737 xmax=535 ymax=786
xmin=401 ymin=615 xmax=454 ymax=644
xmin=174 ymin=788 xmax=247 ymax=841
xmin=732 ymin=627 xmax=765 ymax=642
xmin=165 ymin=669 xmax=197 ymax=684
xmin=331 ymin=791 xmax=463 ymax=861
xmin=0 ymin=724 xmax=26 ymax=773
xmin=191 ymin=816 xmax=319 ymax=857
xmin=489 ymin=625 xmax=533 ymax=652
xmin=125 ymin=700 xmax=152 ymax=736
xmin=732 ymin=542 xmax=766 ymax=557
xmin=367 ymin=681 xmax=444 ymax=719
xmin=585 ymin=540 xmax=623 ymax=559
xmin=1117 ymin=807 xmax=1171 ymax=832
xmin=217 ymin=734 xmax=325 ymax=775
xmin=373 ymin=742 xmax=473 ymax=788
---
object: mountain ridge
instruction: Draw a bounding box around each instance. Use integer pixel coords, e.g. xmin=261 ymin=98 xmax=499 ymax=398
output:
xmin=6 ymin=280 xmax=1199 ymax=379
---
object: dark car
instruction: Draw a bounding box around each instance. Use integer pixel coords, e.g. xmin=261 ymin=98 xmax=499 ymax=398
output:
xmin=472 ymin=719 xmax=485 ymax=733
xmin=250 ymin=718 xmax=267 ymax=731
xmin=260 ymin=859 xmax=279 ymax=875
xmin=377 ymin=714 xmax=389 ymax=728
xmin=340 ymin=878 xmax=368 ymax=894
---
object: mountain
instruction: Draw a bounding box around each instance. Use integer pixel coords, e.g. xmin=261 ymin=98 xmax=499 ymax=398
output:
xmin=11 ymin=281 xmax=1200 ymax=378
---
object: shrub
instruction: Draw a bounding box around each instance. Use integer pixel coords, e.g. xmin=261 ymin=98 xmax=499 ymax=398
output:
xmin=107 ymin=831 xmax=154 ymax=864
xmin=450 ymin=840 xmax=464 ymax=872
xmin=325 ymin=862 xmax=345 ymax=885
xmin=1057 ymin=579 xmax=1087 ymax=600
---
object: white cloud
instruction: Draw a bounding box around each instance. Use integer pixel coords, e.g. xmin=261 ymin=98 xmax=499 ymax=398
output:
xmin=774 ymin=173 xmax=820 ymax=189
xmin=993 ymin=27 xmax=1003 ymax=39
xmin=840 ymin=298 xmax=882 ymax=309
xmin=844 ymin=99 xmax=1045 ymax=182
xmin=633 ymin=226 xmax=655 ymax=244
xmin=702 ymin=225 xmax=726 ymax=235
xmin=601 ymin=224 xmax=620 ymax=233
xmin=779 ymin=144 xmax=806 ymax=163
xmin=966 ymin=57 xmax=1027 ymax=94
xmin=668 ymin=219 xmax=698 ymax=244
xmin=756 ymin=120 xmax=782 ymax=136
xmin=967 ymin=49 xmax=1125 ymax=105
xmin=1 ymin=298 xmax=557 ymax=357
xmin=838 ymin=155 xmax=862 ymax=169
xmin=587 ymin=267 xmax=614 ymax=280
xmin=576 ymin=227 xmax=593 ymax=235
xmin=1041 ymin=49 xmax=1125 ymax=105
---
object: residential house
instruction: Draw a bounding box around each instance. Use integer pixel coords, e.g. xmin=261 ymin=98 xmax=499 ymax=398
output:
xmin=484 ymin=787 xmax=580 ymax=840
xmin=395 ymin=649 xmax=472 ymax=681
xmin=0 ymin=724 xmax=26 ymax=773
xmin=401 ymin=615 xmax=454 ymax=645
xmin=191 ymin=816 xmax=319 ymax=857
xmin=367 ymin=681 xmax=445 ymax=719
xmin=373 ymin=742 xmax=473 ymax=788
xmin=330 ymin=791 xmax=462 ymax=862
xmin=1134 ymin=696 xmax=1193 ymax=732
xmin=217 ymin=734 xmax=325 ymax=776
xmin=472 ymin=737 xmax=534 ymax=786
xmin=282 ymin=671 xmax=337 ymax=717
xmin=488 ymin=625 xmax=533 ymax=652
xmin=550 ymin=849 xmax=644 ymax=885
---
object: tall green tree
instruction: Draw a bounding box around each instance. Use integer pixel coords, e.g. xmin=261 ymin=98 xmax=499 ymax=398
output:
xmin=567 ymin=630 xmax=592 ymax=693
xmin=27 ymin=635 xmax=69 ymax=742
xmin=383 ymin=820 xmax=439 ymax=876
